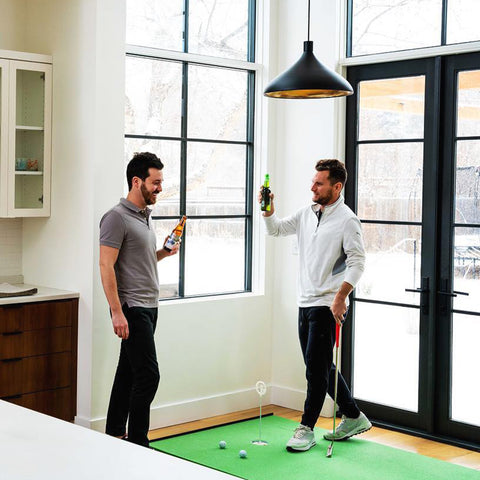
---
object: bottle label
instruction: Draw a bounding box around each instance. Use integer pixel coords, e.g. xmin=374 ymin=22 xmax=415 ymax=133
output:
xmin=164 ymin=234 xmax=178 ymax=251
xmin=261 ymin=187 xmax=271 ymax=211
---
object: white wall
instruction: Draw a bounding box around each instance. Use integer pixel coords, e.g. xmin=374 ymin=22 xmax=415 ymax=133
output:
xmin=268 ymin=0 xmax=344 ymax=414
xmin=0 ymin=218 xmax=22 ymax=281
xmin=0 ymin=2 xmax=26 ymax=281
xmin=21 ymin=0 xmax=99 ymax=423
xmin=0 ymin=0 xmax=26 ymax=51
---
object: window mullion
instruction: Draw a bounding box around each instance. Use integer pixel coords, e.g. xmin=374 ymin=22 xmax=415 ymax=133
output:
xmin=441 ymin=0 xmax=448 ymax=46
xmin=179 ymin=62 xmax=189 ymax=298
xmin=183 ymin=0 xmax=189 ymax=53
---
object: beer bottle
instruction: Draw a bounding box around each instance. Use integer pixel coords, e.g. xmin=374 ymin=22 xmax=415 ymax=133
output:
xmin=261 ymin=174 xmax=271 ymax=212
xmin=164 ymin=215 xmax=187 ymax=251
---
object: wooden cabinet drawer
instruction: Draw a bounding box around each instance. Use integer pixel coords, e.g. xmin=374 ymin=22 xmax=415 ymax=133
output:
xmin=0 ymin=327 xmax=72 ymax=360
xmin=0 ymin=300 xmax=73 ymax=333
xmin=0 ymin=297 xmax=78 ymax=422
xmin=0 ymin=352 xmax=72 ymax=397
xmin=2 ymin=387 xmax=74 ymax=421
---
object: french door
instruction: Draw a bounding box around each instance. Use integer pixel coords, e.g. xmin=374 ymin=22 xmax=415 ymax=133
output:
xmin=344 ymin=53 xmax=480 ymax=447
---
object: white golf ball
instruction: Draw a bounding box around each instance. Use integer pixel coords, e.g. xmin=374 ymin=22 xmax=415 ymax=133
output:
xmin=219 ymin=440 xmax=227 ymax=449
xmin=239 ymin=449 xmax=247 ymax=458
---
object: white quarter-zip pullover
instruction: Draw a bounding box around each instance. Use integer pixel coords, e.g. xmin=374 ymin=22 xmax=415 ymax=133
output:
xmin=263 ymin=196 xmax=365 ymax=307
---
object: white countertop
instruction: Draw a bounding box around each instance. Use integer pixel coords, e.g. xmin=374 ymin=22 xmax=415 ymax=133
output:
xmin=0 ymin=400 xmax=237 ymax=480
xmin=0 ymin=284 xmax=79 ymax=305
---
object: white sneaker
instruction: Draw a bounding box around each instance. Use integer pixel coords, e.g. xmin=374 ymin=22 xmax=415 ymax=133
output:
xmin=323 ymin=412 xmax=372 ymax=441
xmin=286 ymin=424 xmax=316 ymax=451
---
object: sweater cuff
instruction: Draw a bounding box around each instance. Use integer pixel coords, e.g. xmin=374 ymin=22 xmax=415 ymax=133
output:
xmin=344 ymin=268 xmax=363 ymax=288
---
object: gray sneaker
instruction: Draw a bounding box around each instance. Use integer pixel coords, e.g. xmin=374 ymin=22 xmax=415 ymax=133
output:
xmin=286 ymin=424 xmax=316 ymax=451
xmin=323 ymin=412 xmax=372 ymax=441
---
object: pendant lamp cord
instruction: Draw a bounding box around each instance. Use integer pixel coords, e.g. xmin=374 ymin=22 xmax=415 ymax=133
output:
xmin=307 ymin=0 xmax=311 ymax=41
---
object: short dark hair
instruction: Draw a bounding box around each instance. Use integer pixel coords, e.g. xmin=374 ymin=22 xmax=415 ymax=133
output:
xmin=126 ymin=152 xmax=164 ymax=190
xmin=315 ymin=159 xmax=347 ymax=186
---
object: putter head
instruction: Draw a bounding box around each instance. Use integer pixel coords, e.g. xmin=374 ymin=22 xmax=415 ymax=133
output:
xmin=326 ymin=443 xmax=333 ymax=458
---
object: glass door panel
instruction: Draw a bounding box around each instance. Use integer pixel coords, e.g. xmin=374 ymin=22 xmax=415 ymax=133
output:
xmin=451 ymin=312 xmax=480 ymax=426
xmin=441 ymin=63 xmax=480 ymax=438
xmin=13 ymin=67 xmax=46 ymax=211
xmin=350 ymin=68 xmax=428 ymax=420
xmin=0 ymin=60 xmax=8 ymax=216
xmin=357 ymin=142 xmax=423 ymax=223
xmin=354 ymin=302 xmax=419 ymax=412
xmin=357 ymin=223 xmax=422 ymax=304
xmin=346 ymin=58 xmax=438 ymax=433
xmin=456 ymin=71 xmax=480 ymax=136
xmin=358 ymin=76 xmax=425 ymax=140
xmin=454 ymin=227 xmax=480 ymax=313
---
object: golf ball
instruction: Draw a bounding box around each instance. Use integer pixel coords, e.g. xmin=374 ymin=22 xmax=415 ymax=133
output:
xmin=239 ymin=449 xmax=247 ymax=458
xmin=219 ymin=440 xmax=227 ymax=449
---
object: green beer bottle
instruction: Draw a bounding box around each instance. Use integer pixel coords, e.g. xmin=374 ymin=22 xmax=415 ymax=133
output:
xmin=261 ymin=174 xmax=271 ymax=212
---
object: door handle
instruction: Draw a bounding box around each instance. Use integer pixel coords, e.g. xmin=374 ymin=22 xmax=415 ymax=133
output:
xmin=405 ymin=277 xmax=430 ymax=314
xmin=438 ymin=279 xmax=469 ymax=313
xmin=437 ymin=290 xmax=469 ymax=297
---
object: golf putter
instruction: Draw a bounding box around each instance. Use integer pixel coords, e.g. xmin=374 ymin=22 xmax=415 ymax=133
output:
xmin=326 ymin=322 xmax=341 ymax=458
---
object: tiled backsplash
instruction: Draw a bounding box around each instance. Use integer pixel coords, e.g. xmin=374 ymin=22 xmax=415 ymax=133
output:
xmin=0 ymin=219 xmax=23 ymax=281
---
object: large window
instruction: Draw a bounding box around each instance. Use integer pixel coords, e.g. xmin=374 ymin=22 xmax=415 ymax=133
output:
xmin=348 ymin=0 xmax=480 ymax=57
xmin=125 ymin=0 xmax=257 ymax=299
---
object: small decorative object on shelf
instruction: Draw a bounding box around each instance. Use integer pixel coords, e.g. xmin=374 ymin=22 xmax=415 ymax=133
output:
xmin=27 ymin=159 xmax=38 ymax=171
xmin=15 ymin=158 xmax=28 ymax=171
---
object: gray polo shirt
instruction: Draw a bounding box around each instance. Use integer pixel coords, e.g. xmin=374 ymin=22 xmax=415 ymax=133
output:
xmin=100 ymin=198 xmax=159 ymax=308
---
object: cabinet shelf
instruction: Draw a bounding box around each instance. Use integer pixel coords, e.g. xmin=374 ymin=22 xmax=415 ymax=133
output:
xmin=16 ymin=125 xmax=44 ymax=131
xmin=15 ymin=171 xmax=43 ymax=176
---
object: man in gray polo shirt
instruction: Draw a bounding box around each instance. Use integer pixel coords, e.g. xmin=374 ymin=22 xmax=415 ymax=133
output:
xmin=99 ymin=152 xmax=179 ymax=447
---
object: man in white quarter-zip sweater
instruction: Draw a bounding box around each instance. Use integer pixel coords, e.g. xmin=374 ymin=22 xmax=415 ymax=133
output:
xmin=260 ymin=159 xmax=372 ymax=452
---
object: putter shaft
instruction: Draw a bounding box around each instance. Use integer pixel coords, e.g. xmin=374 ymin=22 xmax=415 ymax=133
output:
xmin=326 ymin=323 xmax=341 ymax=458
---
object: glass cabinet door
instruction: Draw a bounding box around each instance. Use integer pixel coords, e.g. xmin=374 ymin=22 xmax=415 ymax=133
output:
xmin=0 ymin=60 xmax=8 ymax=217
xmin=8 ymin=61 xmax=51 ymax=216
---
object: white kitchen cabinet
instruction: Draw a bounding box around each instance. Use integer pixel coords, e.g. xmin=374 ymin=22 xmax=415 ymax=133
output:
xmin=0 ymin=50 xmax=52 ymax=217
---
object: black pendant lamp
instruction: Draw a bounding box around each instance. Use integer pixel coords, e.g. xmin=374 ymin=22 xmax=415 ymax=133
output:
xmin=264 ymin=0 xmax=353 ymax=99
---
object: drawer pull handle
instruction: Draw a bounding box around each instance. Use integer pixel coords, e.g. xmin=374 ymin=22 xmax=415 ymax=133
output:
xmin=1 ymin=357 xmax=22 ymax=363
xmin=2 ymin=331 xmax=23 ymax=336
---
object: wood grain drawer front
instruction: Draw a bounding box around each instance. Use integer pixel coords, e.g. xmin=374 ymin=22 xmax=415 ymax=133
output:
xmin=23 ymin=301 xmax=73 ymax=330
xmin=0 ymin=300 xmax=73 ymax=333
xmin=0 ymin=327 xmax=72 ymax=360
xmin=0 ymin=305 xmax=23 ymax=333
xmin=0 ymin=352 xmax=72 ymax=397
xmin=2 ymin=387 xmax=74 ymax=421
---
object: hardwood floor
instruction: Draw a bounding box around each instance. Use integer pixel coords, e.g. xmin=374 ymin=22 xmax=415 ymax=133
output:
xmin=148 ymin=404 xmax=480 ymax=471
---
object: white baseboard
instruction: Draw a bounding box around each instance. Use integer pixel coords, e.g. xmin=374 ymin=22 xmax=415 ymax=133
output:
xmin=270 ymin=384 xmax=334 ymax=418
xmin=76 ymin=384 xmax=334 ymax=432
xmin=81 ymin=386 xmax=270 ymax=432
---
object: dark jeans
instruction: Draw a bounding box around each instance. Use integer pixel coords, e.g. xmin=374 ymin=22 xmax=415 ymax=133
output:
xmin=299 ymin=306 xmax=360 ymax=429
xmin=105 ymin=305 xmax=160 ymax=447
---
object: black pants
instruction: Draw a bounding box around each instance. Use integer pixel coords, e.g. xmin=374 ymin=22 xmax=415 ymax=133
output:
xmin=299 ymin=306 xmax=360 ymax=429
xmin=105 ymin=305 xmax=160 ymax=447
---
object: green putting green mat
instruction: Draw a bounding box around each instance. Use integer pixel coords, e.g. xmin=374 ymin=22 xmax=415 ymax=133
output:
xmin=150 ymin=416 xmax=478 ymax=480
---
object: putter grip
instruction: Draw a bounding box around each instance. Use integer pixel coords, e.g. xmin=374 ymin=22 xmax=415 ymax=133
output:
xmin=335 ymin=323 xmax=341 ymax=347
